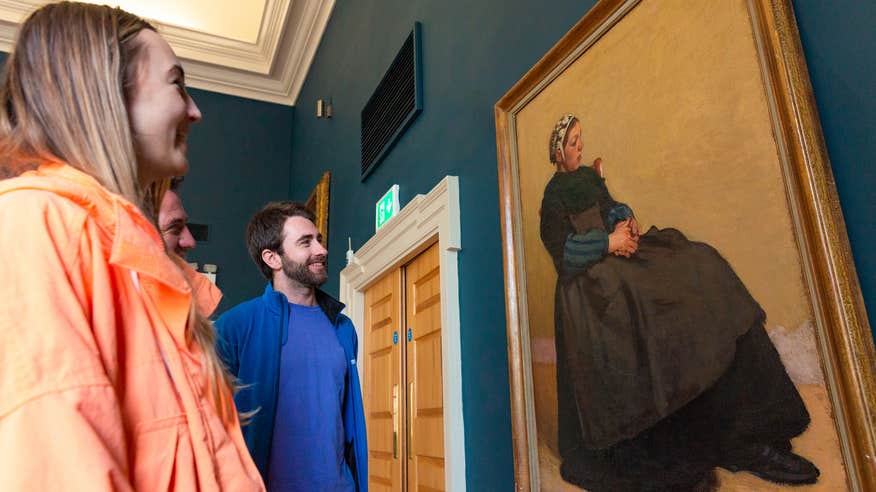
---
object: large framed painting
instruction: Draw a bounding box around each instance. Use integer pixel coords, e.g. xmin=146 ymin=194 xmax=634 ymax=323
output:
xmin=494 ymin=0 xmax=875 ymax=490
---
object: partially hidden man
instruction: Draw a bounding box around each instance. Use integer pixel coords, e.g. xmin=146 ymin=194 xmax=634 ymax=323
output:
xmin=216 ymin=201 xmax=367 ymax=492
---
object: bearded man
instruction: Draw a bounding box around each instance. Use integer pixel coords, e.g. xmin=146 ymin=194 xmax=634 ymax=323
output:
xmin=216 ymin=201 xmax=368 ymax=492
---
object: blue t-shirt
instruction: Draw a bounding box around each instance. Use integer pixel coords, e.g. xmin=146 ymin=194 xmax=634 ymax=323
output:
xmin=267 ymin=303 xmax=356 ymax=492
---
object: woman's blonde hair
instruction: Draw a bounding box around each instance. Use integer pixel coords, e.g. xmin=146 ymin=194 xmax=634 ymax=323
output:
xmin=0 ymin=2 xmax=146 ymax=202
xmin=0 ymin=2 xmax=236 ymax=422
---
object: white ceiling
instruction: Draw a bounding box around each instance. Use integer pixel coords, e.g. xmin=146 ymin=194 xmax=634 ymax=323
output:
xmin=0 ymin=0 xmax=335 ymax=106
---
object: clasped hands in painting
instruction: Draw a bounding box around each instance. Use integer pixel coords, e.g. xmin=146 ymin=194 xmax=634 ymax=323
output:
xmin=609 ymin=217 xmax=639 ymax=258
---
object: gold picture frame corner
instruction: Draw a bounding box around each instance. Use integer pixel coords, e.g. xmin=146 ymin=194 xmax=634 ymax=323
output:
xmin=306 ymin=171 xmax=330 ymax=246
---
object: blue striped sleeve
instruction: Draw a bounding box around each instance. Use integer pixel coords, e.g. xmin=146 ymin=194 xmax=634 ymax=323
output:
xmin=607 ymin=203 xmax=634 ymax=229
xmin=563 ymin=229 xmax=608 ymax=274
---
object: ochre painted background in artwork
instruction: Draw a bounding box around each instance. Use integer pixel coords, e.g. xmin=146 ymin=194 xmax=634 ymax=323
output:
xmin=514 ymin=0 xmax=819 ymax=459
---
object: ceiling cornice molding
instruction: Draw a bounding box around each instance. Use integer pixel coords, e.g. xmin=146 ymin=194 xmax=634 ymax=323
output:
xmin=158 ymin=0 xmax=290 ymax=74
xmin=0 ymin=0 xmax=335 ymax=106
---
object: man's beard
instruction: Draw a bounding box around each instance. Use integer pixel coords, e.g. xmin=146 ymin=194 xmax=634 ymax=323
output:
xmin=281 ymin=255 xmax=328 ymax=287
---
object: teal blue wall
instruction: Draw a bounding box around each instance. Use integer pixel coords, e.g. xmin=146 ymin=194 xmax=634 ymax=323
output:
xmin=793 ymin=0 xmax=876 ymax=319
xmin=288 ymin=1 xmax=875 ymax=489
xmin=180 ymin=88 xmax=295 ymax=314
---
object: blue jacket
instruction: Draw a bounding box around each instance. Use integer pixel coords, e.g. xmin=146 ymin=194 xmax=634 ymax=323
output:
xmin=215 ymin=284 xmax=368 ymax=492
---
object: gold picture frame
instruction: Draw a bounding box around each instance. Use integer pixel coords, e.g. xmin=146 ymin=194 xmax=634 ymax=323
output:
xmin=494 ymin=0 xmax=875 ymax=490
xmin=306 ymin=171 xmax=330 ymax=246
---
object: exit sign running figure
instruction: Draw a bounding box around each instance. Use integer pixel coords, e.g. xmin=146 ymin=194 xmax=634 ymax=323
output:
xmin=376 ymin=184 xmax=400 ymax=231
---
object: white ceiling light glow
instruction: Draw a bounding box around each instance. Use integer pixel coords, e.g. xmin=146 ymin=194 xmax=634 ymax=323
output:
xmin=0 ymin=0 xmax=336 ymax=105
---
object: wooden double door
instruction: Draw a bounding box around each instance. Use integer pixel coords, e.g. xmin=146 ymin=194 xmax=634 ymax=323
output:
xmin=363 ymin=243 xmax=445 ymax=492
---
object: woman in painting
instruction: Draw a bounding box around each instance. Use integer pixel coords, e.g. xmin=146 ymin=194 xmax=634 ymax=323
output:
xmin=0 ymin=3 xmax=262 ymax=490
xmin=541 ymin=114 xmax=819 ymax=491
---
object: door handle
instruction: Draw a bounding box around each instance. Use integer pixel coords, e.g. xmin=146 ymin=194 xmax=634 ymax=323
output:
xmin=407 ymin=381 xmax=414 ymax=457
xmin=392 ymin=384 xmax=399 ymax=459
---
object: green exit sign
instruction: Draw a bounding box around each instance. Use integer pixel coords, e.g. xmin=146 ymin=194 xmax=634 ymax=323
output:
xmin=376 ymin=185 xmax=400 ymax=231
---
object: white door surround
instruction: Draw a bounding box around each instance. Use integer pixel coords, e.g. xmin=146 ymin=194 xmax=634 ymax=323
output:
xmin=339 ymin=176 xmax=465 ymax=491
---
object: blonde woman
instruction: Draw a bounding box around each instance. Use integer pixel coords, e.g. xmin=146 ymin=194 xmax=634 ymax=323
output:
xmin=0 ymin=3 xmax=263 ymax=490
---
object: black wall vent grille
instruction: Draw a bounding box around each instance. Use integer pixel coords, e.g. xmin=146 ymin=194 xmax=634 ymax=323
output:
xmin=361 ymin=22 xmax=423 ymax=180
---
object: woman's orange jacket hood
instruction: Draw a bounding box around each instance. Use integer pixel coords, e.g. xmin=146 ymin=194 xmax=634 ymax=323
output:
xmin=0 ymin=161 xmax=263 ymax=490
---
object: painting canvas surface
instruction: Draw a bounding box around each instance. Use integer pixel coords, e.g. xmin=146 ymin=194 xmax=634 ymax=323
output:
xmin=512 ymin=0 xmax=847 ymax=489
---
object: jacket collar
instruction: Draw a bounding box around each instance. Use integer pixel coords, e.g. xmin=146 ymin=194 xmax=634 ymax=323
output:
xmin=0 ymin=160 xmax=190 ymax=294
xmin=262 ymin=282 xmax=344 ymax=325
xmin=109 ymin=199 xmax=190 ymax=293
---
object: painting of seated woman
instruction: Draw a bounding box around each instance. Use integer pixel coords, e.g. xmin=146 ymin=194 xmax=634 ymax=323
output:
xmin=496 ymin=2 xmax=871 ymax=491
xmin=541 ymin=114 xmax=817 ymax=491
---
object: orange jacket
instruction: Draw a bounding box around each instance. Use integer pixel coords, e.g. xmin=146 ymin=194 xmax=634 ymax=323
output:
xmin=0 ymin=161 xmax=264 ymax=491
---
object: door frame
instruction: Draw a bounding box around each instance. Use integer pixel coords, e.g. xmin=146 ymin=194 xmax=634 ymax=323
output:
xmin=340 ymin=176 xmax=464 ymax=491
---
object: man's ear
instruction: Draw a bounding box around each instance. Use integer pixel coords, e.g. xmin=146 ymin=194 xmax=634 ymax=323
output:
xmin=261 ymin=249 xmax=282 ymax=271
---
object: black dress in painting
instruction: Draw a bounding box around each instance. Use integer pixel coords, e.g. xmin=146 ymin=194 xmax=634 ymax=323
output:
xmin=540 ymin=166 xmax=810 ymax=491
